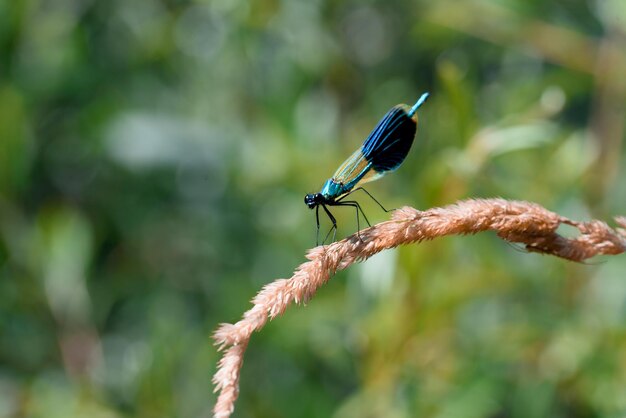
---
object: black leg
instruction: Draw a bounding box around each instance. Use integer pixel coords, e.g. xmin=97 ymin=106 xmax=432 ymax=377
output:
xmin=333 ymin=200 xmax=372 ymax=242
xmin=315 ymin=205 xmax=321 ymax=246
xmin=320 ymin=204 xmax=337 ymax=245
xmin=334 ymin=201 xmax=371 ymax=227
xmin=337 ymin=187 xmax=390 ymax=212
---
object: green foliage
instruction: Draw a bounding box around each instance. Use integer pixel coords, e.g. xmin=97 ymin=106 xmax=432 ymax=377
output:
xmin=1 ymin=0 xmax=625 ymax=416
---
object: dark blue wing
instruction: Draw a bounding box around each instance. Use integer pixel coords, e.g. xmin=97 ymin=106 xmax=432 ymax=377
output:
xmin=361 ymin=106 xmax=417 ymax=172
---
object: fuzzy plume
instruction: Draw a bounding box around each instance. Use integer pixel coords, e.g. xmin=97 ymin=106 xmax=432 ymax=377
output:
xmin=212 ymin=198 xmax=626 ymax=417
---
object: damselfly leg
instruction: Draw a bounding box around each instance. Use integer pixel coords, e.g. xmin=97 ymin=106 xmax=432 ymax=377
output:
xmin=333 ymin=200 xmax=370 ymax=242
xmin=337 ymin=187 xmax=391 ymax=212
xmin=320 ymin=204 xmax=337 ymax=245
xmin=315 ymin=200 xmax=374 ymax=245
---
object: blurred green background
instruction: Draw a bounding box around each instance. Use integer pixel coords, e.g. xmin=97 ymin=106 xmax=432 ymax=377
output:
xmin=1 ymin=0 xmax=626 ymax=417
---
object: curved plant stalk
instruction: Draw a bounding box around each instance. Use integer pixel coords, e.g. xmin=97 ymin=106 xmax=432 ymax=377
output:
xmin=212 ymin=198 xmax=626 ymax=418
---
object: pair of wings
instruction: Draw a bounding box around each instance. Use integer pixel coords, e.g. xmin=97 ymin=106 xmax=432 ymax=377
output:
xmin=331 ymin=104 xmax=418 ymax=191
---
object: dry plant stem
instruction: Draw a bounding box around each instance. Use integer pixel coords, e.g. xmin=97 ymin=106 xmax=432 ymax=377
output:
xmin=212 ymin=198 xmax=626 ymax=418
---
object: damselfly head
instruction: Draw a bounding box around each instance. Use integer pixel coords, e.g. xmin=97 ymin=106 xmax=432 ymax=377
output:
xmin=304 ymin=193 xmax=324 ymax=209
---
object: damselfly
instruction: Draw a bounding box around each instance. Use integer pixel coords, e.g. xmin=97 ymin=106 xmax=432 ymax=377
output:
xmin=305 ymin=92 xmax=429 ymax=244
